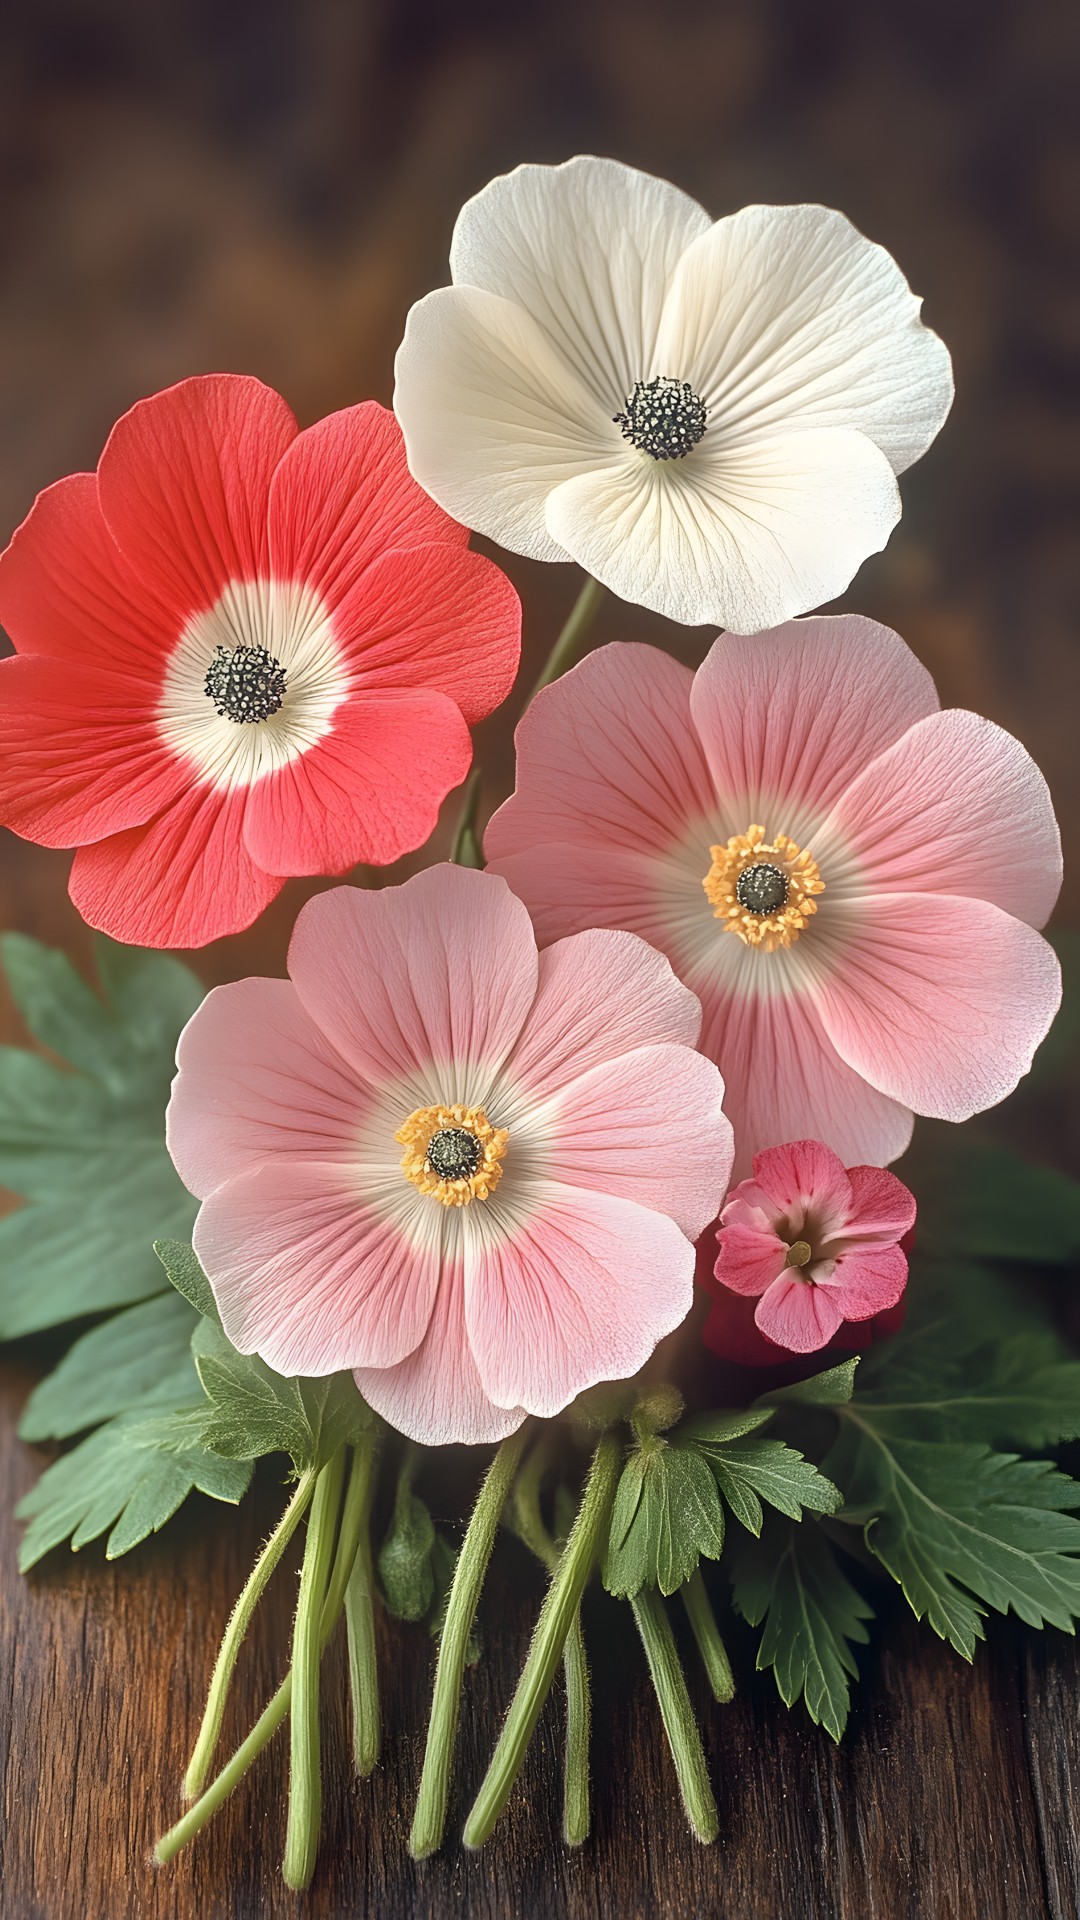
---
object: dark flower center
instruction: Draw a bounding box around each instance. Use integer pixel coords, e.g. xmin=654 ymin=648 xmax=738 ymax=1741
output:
xmin=426 ymin=1127 xmax=483 ymax=1182
xmin=204 ymin=643 xmax=288 ymax=724
xmin=613 ymin=376 xmax=707 ymax=460
xmin=735 ymin=862 xmax=789 ymax=915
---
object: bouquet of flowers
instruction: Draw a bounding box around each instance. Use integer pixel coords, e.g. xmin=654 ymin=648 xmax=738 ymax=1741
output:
xmin=0 ymin=157 xmax=1076 ymax=1888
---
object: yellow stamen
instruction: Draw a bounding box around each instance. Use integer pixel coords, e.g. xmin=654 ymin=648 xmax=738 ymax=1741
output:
xmin=396 ymin=1101 xmax=509 ymax=1208
xmin=702 ymin=824 xmax=825 ymax=953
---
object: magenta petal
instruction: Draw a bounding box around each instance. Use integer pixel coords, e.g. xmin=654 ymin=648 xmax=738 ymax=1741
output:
xmin=828 ymin=1243 xmax=908 ymax=1321
xmin=749 ymin=1139 xmax=852 ymax=1228
xmin=755 ymin=1277 xmax=845 ymax=1353
xmin=194 ymin=1162 xmax=440 ymax=1376
xmin=714 ymin=1222 xmax=788 ymax=1298
xmin=355 ymin=1265 xmax=526 ymax=1447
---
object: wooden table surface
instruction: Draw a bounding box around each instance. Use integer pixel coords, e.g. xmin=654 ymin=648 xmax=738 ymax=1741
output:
xmin=2 ymin=1 xmax=1079 ymax=1914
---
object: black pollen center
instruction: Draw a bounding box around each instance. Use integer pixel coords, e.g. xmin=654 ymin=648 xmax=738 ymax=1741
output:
xmin=736 ymin=862 xmax=789 ymax=915
xmin=614 ymin=376 xmax=707 ymax=461
xmin=204 ymin=642 xmax=288 ymax=724
xmin=426 ymin=1127 xmax=482 ymax=1182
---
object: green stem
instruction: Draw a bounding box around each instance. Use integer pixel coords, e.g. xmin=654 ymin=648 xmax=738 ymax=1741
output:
xmin=183 ymin=1468 xmax=318 ymax=1801
xmin=450 ymin=766 xmax=485 ymax=867
xmin=680 ymin=1568 xmax=735 ymax=1704
xmin=510 ymin=1437 xmax=592 ymax=1846
xmin=527 ymin=575 xmax=605 ymax=702
xmin=344 ymin=1429 xmax=381 ymax=1777
xmin=463 ymin=1429 xmax=621 ymax=1851
xmin=283 ymin=1449 xmax=347 ymax=1890
xmin=155 ymin=1443 xmax=368 ymax=1869
xmin=630 ymin=1587 xmax=718 ymax=1844
xmin=408 ymin=1427 xmax=529 ymax=1859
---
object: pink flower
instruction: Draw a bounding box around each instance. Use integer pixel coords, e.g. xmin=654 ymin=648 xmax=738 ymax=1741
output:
xmin=0 ymin=377 xmax=521 ymax=948
xmin=166 ymin=865 xmax=732 ymax=1445
xmin=707 ymin=1139 xmax=916 ymax=1354
xmin=486 ymin=617 xmax=1062 ymax=1176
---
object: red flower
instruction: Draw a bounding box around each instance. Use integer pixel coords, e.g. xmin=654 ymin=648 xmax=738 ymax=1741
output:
xmin=0 ymin=377 xmax=521 ymax=947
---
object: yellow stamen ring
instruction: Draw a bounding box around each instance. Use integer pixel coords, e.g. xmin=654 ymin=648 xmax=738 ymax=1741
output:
xmin=396 ymin=1102 xmax=509 ymax=1208
xmin=702 ymin=824 xmax=825 ymax=953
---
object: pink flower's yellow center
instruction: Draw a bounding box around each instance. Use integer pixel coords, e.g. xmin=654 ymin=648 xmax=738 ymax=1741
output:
xmin=396 ymin=1102 xmax=509 ymax=1208
xmin=702 ymin=824 xmax=825 ymax=953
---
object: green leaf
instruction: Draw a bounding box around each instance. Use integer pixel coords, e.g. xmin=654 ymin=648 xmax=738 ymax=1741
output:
xmin=757 ymin=1359 xmax=859 ymax=1409
xmin=899 ymin=1129 xmax=1080 ymax=1266
xmin=728 ymin=1517 xmax=873 ymax=1742
xmin=16 ymin=1409 xmax=252 ymax=1569
xmin=189 ymin=1320 xmax=368 ymax=1471
xmin=18 ymin=1291 xmax=200 ymax=1441
xmin=849 ymin=1332 xmax=1080 ymax=1451
xmin=153 ymin=1238 xmax=221 ymax=1326
xmin=378 ymin=1487 xmax=436 ymax=1620
xmin=683 ymin=1425 xmax=842 ymax=1536
xmin=603 ymin=1439 xmax=726 ymax=1598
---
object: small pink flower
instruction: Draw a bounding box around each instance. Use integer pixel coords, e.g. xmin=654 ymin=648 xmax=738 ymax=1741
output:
xmin=710 ymin=1139 xmax=916 ymax=1354
xmin=166 ymin=865 xmax=733 ymax=1445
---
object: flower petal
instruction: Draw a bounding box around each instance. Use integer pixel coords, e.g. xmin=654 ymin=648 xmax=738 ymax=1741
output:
xmin=486 ymin=641 xmax=714 ymax=857
xmin=394 ymin=284 xmax=611 ymax=561
xmin=242 ymin=689 xmax=472 ymax=876
xmin=657 ymin=203 xmax=953 ymax=474
xmin=266 ymin=401 xmax=467 ymax=608
xmin=815 ymin=892 xmax=1062 ymax=1121
xmin=193 ymin=1161 xmax=441 ymax=1374
xmin=544 ymin=429 xmax=901 ymax=631
xmin=842 ymin=1165 xmax=918 ymax=1243
xmin=355 ymin=1263 xmax=526 ymax=1447
xmin=689 ymin=616 xmax=939 ymax=835
xmin=449 ymin=156 xmax=712 ymax=408
xmin=68 ymin=783 xmax=283 ymax=947
xmin=826 ymin=1243 xmax=909 ymax=1319
xmin=97 ymin=375 xmax=297 ymax=621
xmin=713 ymin=1222 xmax=788 ymax=1298
xmin=464 ymin=1182 xmax=694 ymax=1417
xmin=287 ymin=866 xmax=538 ymax=1101
xmin=748 ymin=1138 xmax=852 ymax=1229
xmin=826 ymin=709 xmax=1062 ymax=929
xmin=755 ymin=1275 xmax=845 ymax=1352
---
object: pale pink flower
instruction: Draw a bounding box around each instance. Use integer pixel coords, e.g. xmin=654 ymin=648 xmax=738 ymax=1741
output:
xmin=166 ymin=865 xmax=732 ymax=1445
xmin=486 ymin=616 xmax=1062 ymax=1177
xmin=709 ymin=1139 xmax=915 ymax=1354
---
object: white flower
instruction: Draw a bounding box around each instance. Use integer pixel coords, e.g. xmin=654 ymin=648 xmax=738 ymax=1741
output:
xmin=393 ymin=156 xmax=954 ymax=632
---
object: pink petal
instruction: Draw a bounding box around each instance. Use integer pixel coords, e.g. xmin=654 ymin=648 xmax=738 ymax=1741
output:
xmin=267 ymin=402 xmax=467 ymax=609
xmin=485 ymin=642 xmax=715 ymax=859
xmin=755 ymin=1277 xmax=845 ymax=1353
xmin=194 ymin=1162 xmax=441 ymax=1374
xmin=825 ymin=709 xmax=1062 ymax=929
xmin=489 ymin=842 xmax=690 ymax=951
xmin=815 ymin=892 xmax=1062 ymax=1121
xmin=714 ymin=1221 xmax=788 ymax=1298
xmin=287 ymin=866 xmax=538 ymax=1094
xmin=242 ymin=690 xmax=472 ymax=875
xmin=355 ymin=1263 xmax=526 ymax=1447
xmin=688 ymin=616 xmax=939 ymax=835
xmin=464 ymin=1183 xmax=694 ymax=1418
xmin=97 ymin=375 xmax=297 ymax=623
xmin=537 ymin=1043 xmax=731 ymax=1241
xmin=826 ymin=1243 xmax=908 ymax=1321
xmin=0 ymin=653 xmax=188 ymax=845
xmin=749 ymin=1139 xmax=852 ymax=1235
xmin=499 ymin=926 xmax=702 ymax=1103
xmin=327 ymin=542 xmax=520 ymax=727
xmin=0 ymin=473 xmax=177 ymax=673
xmin=843 ymin=1165 xmax=918 ymax=1242
xmin=168 ymin=978 xmax=367 ymax=1201
xmin=68 ymin=783 xmax=283 ymax=948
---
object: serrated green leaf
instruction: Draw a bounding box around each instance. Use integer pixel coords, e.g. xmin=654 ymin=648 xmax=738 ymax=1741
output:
xmin=153 ymin=1238 xmax=221 ymax=1326
xmin=849 ymin=1333 xmax=1080 ymax=1451
xmin=189 ymin=1318 xmax=369 ymax=1470
xmin=603 ymin=1440 xmax=726 ymax=1598
xmin=728 ymin=1517 xmax=873 ymax=1742
xmin=683 ymin=1427 xmax=842 ymax=1535
xmin=378 ymin=1487 xmax=436 ymax=1620
xmin=18 ymin=1291 xmax=200 ymax=1441
xmin=899 ymin=1130 xmax=1080 ymax=1266
xmin=758 ymin=1359 xmax=859 ymax=1409
xmin=16 ymin=1410 xmax=252 ymax=1569
xmin=676 ymin=1407 xmax=774 ymax=1443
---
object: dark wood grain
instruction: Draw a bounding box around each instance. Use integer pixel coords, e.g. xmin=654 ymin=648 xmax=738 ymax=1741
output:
xmin=1 ymin=0 xmax=1079 ymax=1913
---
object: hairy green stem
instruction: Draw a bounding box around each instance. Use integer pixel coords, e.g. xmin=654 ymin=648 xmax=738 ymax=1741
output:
xmin=283 ymin=1449 xmax=347 ymax=1890
xmin=409 ymin=1427 xmax=530 ymax=1860
xmin=183 ymin=1468 xmax=318 ymax=1801
xmin=630 ymin=1587 xmax=718 ymax=1844
xmin=463 ymin=1429 xmax=621 ymax=1851
xmin=344 ymin=1429 xmax=381 ymax=1776
xmin=680 ymin=1568 xmax=736 ymax=1704
xmin=510 ymin=1437 xmax=592 ymax=1846
xmin=527 ymin=575 xmax=605 ymax=701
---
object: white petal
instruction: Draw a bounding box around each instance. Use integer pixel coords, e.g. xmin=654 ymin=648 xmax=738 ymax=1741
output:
xmin=394 ymin=284 xmax=612 ymax=561
xmin=656 ymin=204 xmax=954 ymax=475
xmin=544 ymin=427 xmax=901 ymax=630
xmin=449 ymin=156 xmax=712 ymax=410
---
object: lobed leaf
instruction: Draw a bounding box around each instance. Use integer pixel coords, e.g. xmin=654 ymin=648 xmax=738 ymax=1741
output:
xmin=728 ymin=1517 xmax=873 ymax=1742
xmin=19 ymin=1291 xmax=200 ymax=1442
xmin=603 ymin=1439 xmax=726 ymax=1598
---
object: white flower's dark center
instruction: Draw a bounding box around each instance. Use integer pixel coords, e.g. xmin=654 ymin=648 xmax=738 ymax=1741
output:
xmin=204 ymin=643 xmax=288 ymax=724
xmin=735 ymin=862 xmax=789 ymax=915
xmin=614 ymin=376 xmax=707 ymax=461
xmin=426 ymin=1127 xmax=483 ymax=1182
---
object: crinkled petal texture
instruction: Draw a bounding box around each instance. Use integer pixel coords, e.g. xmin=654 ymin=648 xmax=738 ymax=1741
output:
xmin=168 ymin=866 xmax=732 ymax=1445
xmin=394 ymin=157 xmax=953 ymax=628
xmin=0 ymin=377 xmax=520 ymax=948
xmin=488 ymin=618 xmax=1062 ymax=1174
